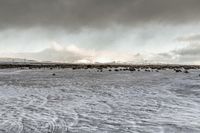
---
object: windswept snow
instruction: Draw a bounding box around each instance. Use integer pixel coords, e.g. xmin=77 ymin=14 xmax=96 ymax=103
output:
xmin=0 ymin=68 xmax=200 ymax=133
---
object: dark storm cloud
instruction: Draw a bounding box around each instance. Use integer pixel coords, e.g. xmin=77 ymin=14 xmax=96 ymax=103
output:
xmin=0 ymin=0 xmax=200 ymax=30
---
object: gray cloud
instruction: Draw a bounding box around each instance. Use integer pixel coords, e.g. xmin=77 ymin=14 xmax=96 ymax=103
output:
xmin=2 ymin=42 xmax=200 ymax=64
xmin=141 ymin=40 xmax=200 ymax=64
xmin=171 ymin=43 xmax=200 ymax=64
xmin=177 ymin=34 xmax=200 ymax=42
xmin=173 ymin=34 xmax=200 ymax=63
xmin=1 ymin=0 xmax=200 ymax=30
xmin=173 ymin=44 xmax=200 ymax=56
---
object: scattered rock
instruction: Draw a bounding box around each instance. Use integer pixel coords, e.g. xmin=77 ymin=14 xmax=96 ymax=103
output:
xmin=129 ymin=67 xmax=136 ymax=72
xmin=72 ymin=67 xmax=77 ymax=70
xmin=174 ymin=69 xmax=182 ymax=73
xmin=145 ymin=69 xmax=151 ymax=72
xmin=184 ymin=70 xmax=189 ymax=74
xmin=114 ymin=69 xmax=119 ymax=72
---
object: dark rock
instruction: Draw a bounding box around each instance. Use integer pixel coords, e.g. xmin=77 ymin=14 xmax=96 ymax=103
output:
xmin=145 ymin=69 xmax=151 ymax=72
xmin=114 ymin=69 xmax=119 ymax=72
xmin=129 ymin=67 xmax=136 ymax=71
xmin=184 ymin=70 xmax=189 ymax=73
xmin=175 ymin=69 xmax=182 ymax=73
xmin=72 ymin=67 xmax=77 ymax=70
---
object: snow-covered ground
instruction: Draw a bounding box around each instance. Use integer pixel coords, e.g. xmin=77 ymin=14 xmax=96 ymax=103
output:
xmin=0 ymin=68 xmax=200 ymax=133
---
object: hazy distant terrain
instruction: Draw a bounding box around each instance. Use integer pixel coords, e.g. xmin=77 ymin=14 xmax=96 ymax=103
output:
xmin=0 ymin=66 xmax=200 ymax=133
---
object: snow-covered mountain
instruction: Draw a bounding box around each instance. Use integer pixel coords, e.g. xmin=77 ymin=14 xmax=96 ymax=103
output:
xmin=0 ymin=58 xmax=37 ymax=63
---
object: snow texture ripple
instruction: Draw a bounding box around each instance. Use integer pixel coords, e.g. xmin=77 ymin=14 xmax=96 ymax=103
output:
xmin=0 ymin=68 xmax=200 ymax=133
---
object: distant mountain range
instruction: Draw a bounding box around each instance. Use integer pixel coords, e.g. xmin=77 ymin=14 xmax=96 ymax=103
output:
xmin=0 ymin=58 xmax=38 ymax=63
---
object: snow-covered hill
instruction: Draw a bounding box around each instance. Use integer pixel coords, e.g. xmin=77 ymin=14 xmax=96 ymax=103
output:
xmin=0 ymin=58 xmax=37 ymax=63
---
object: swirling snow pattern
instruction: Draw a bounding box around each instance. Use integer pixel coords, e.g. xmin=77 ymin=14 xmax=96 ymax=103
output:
xmin=0 ymin=68 xmax=200 ymax=133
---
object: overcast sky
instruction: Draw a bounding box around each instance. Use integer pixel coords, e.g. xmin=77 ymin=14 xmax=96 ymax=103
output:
xmin=0 ymin=0 xmax=200 ymax=64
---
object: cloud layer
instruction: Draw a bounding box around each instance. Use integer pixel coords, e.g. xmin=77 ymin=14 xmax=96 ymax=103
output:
xmin=2 ymin=41 xmax=198 ymax=65
xmin=2 ymin=43 xmax=144 ymax=64
xmin=1 ymin=0 xmax=200 ymax=30
xmin=171 ymin=34 xmax=200 ymax=64
xmin=0 ymin=0 xmax=200 ymax=64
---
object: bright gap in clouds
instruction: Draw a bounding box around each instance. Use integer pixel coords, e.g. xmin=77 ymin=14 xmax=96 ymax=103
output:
xmin=35 ymin=42 xmax=144 ymax=64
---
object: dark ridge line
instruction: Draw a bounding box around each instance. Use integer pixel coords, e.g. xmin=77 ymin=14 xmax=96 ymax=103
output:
xmin=0 ymin=63 xmax=199 ymax=69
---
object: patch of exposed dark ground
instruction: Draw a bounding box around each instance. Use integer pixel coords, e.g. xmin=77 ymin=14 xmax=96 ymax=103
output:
xmin=0 ymin=63 xmax=199 ymax=71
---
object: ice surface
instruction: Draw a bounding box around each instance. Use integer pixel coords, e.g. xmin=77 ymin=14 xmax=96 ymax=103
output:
xmin=0 ymin=68 xmax=200 ymax=133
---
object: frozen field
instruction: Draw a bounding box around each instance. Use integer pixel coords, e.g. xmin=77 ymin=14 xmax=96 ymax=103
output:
xmin=0 ymin=68 xmax=200 ymax=133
